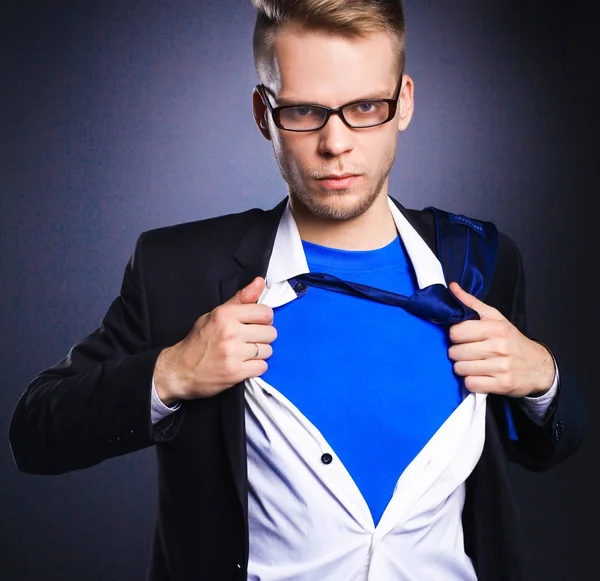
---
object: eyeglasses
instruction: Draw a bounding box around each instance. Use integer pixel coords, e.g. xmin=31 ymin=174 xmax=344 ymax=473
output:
xmin=257 ymin=75 xmax=404 ymax=132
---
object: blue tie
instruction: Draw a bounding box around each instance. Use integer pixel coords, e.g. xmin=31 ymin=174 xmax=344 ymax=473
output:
xmin=289 ymin=272 xmax=479 ymax=325
xmin=291 ymin=207 xmax=499 ymax=326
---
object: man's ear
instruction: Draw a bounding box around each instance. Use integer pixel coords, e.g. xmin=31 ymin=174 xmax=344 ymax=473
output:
xmin=252 ymin=87 xmax=271 ymax=140
xmin=397 ymin=74 xmax=415 ymax=132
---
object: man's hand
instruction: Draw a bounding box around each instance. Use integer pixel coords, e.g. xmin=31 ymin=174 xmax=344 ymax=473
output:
xmin=153 ymin=277 xmax=276 ymax=405
xmin=447 ymin=282 xmax=555 ymax=398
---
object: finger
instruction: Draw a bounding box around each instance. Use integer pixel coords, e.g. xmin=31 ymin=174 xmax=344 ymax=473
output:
xmin=240 ymin=359 xmax=269 ymax=379
xmin=453 ymin=358 xmax=507 ymax=378
xmin=241 ymin=323 xmax=278 ymax=344
xmin=226 ymin=277 xmax=266 ymax=305
xmin=448 ymin=340 xmax=495 ymax=362
xmin=462 ymin=375 xmax=498 ymax=394
xmin=448 ymin=282 xmax=505 ymax=321
xmin=221 ymin=303 xmax=274 ymax=325
xmin=245 ymin=342 xmax=274 ymax=361
xmin=449 ymin=319 xmax=496 ymax=344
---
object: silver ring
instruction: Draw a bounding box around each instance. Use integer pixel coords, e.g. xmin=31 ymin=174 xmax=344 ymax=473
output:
xmin=253 ymin=343 xmax=260 ymax=359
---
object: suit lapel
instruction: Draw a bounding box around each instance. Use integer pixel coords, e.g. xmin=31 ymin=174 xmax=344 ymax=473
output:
xmin=390 ymin=197 xmax=438 ymax=257
xmin=218 ymin=197 xmax=288 ymax=519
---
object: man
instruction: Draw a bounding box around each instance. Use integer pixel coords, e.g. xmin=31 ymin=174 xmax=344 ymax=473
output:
xmin=9 ymin=1 xmax=584 ymax=580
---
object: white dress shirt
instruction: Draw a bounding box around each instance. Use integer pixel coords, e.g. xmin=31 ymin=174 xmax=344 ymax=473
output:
xmin=151 ymin=198 xmax=558 ymax=581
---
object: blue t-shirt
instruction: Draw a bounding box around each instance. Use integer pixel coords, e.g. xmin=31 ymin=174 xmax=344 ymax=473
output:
xmin=261 ymin=237 xmax=462 ymax=525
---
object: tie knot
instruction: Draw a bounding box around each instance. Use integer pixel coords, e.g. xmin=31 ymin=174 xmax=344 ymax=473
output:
xmin=406 ymin=284 xmax=479 ymax=325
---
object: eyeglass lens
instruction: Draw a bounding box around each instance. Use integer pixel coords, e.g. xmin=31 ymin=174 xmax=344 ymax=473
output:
xmin=278 ymin=101 xmax=392 ymax=131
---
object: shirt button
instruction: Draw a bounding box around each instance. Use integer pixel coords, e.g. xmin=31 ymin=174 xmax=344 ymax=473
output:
xmin=321 ymin=453 xmax=333 ymax=465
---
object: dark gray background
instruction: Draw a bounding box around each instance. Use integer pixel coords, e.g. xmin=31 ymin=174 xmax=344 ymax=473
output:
xmin=1 ymin=1 xmax=598 ymax=579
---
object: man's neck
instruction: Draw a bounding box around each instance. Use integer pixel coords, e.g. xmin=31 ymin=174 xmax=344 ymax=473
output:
xmin=291 ymin=195 xmax=398 ymax=251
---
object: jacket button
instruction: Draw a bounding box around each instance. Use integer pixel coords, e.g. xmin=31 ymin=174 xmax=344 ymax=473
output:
xmin=554 ymin=421 xmax=564 ymax=441
xmin=321 ymin=453 xmax=333 ymax=465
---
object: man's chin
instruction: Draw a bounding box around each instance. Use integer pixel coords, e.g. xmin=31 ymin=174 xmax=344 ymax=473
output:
xmin=295 ymin=189 xmax=378 ymax=222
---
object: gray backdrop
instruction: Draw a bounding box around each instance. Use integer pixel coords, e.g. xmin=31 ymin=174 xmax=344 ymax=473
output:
xmin=1 ymin=1 xmax=598 ymax=579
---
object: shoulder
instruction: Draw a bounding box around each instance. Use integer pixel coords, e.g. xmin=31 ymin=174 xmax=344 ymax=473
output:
xmin=425 ymin=205 xmax=524 ymax=319
xmin=119 ymin=206 xmax=269 ymax=284
xmin=398 ymin=201 xmax=525 ymax=319
xmin=128 ymin=206 xmax=266 ymax=263
xmin=398 ymin=201 xmax=523 ymax=269
xmin=141 ymin=207 xmax=266 ymax=248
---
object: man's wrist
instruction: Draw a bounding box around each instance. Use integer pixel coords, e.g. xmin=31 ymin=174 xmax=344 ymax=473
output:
xmin=154 ymin=347 xmax=183 ymax=407
xmin=527 ymin=341 xmax=556 ymax=397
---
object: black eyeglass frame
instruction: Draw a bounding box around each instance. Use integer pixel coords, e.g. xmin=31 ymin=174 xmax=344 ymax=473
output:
xmin=257 ymin=74 xmax=404 ymax=132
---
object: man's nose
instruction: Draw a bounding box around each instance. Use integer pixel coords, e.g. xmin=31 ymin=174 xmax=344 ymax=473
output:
xmin=317 ymin=112 xmax=354 ymax=157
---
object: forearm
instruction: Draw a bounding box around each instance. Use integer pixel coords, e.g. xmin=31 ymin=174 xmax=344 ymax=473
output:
xmin=9 ymin=348 xmax=162 ymax=475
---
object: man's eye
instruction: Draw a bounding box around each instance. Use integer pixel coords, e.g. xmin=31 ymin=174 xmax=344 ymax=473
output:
xmin=290 ymin=107 xmax=316 ymax=117
xmin=358 ymin=102 xmax=376 ymax=113
xmin=348 ymin=101 xmax=385 ymax=115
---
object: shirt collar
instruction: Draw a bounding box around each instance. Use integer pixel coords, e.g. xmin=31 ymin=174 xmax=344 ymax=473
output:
xmin=264 ymin=197 xmax=446 ymax=290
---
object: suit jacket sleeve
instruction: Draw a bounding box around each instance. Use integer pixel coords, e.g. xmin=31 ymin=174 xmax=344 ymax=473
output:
xmin=9 ymin=232 xmax=181 ymax=475
xmin=487 ymin=232 xmax=585 ymax=471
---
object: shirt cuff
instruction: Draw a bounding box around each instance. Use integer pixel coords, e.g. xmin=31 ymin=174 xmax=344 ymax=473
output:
xmin=518 ymin=360 xmax=559 ymax=425
xmin=151 ymin=377 xmax=181 ymax=425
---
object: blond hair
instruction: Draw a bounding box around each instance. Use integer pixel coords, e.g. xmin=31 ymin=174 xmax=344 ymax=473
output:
xmin=251 ymin=0 xmax=406 ymax=80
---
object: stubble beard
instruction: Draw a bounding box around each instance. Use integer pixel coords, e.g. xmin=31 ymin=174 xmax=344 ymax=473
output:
xmin=278 ymin=148 xmax=397 ymax=223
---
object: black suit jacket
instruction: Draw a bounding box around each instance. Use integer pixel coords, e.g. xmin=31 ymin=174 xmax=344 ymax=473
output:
xmin=9 ymin=198 xmax=585 ymax=581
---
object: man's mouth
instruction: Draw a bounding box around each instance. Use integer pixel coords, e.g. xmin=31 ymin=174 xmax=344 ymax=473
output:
xmin=317 ymin=174 xmax=361 ymax=190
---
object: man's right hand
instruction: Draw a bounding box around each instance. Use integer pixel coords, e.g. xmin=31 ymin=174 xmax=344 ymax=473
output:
xmin=153 ymin=277 xmax=276 ymax=406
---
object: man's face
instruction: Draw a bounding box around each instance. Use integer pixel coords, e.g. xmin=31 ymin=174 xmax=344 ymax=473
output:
xmin=254 ymin=24 xmax=414 ymax=222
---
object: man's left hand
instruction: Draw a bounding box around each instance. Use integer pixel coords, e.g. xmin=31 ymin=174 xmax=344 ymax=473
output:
xmin=447 ymin=282 xmax=555 ymax=398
